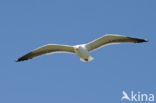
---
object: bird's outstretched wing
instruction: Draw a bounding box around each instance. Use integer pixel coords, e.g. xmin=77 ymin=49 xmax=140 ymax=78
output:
xmin=16 ymin=44 xmax=75 ymax=62
xmin=86 ymin=34 xmax=148 ymax=52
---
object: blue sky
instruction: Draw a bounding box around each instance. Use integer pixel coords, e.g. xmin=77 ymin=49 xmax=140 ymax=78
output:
xmin=0 ymin=0 xmax=156 ymax=103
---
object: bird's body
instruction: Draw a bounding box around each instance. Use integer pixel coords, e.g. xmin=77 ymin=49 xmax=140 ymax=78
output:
xmin=16 ymin=34 xmax=148 ymax=62
xmin=74 ymin=44 xmax=93 ymax=62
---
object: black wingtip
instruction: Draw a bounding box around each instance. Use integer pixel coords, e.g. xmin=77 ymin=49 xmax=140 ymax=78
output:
xmin=137 ymin=39 xmax=148 ymax=43
xmin=128 ymin=37 xmax=148 ymax=43
xmin=15 ymin=57 xmax=30 ymax=62
xmin=136 ymin=39 xmax=148 ymax=43
xmin=16 ymin=58 xmax=23 ymax=62
xmin=16 ymin=53 xmax=33 ymax=62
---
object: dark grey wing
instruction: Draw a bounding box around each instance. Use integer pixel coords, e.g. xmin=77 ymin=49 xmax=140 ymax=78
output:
xmin=16 ymin=44 xmax=75 ymax=62
xmin=85 ymin=34 xmax=148 ymax=52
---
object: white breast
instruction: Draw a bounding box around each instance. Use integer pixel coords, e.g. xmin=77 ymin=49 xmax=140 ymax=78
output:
xmin=74 ymin=45 xmax=93 ymax=62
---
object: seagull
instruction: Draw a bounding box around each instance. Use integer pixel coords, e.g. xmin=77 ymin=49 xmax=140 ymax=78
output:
xmin=16 ymin=34 xmax=148 ymax=62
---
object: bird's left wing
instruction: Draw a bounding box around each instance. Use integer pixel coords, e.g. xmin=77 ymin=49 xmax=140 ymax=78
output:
xmin=16 ymin=44 xmax=75 ymax=62
xmin=85 ymin=34 xmax=147 ymax=52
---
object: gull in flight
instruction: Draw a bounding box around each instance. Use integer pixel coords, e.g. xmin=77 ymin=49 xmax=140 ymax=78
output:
xmin=16 ymin=34 xmax=147 ymax=62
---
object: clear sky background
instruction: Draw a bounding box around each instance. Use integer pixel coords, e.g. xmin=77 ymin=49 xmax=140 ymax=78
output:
xmin=0 ymin=0 xmax=156 ymax=103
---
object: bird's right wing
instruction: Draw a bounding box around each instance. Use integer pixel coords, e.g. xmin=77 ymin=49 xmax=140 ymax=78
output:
xmin=16 ymin=44 xmax=75 ymax=62
xmin=85 ymin=34 xmax=147 ymax=52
